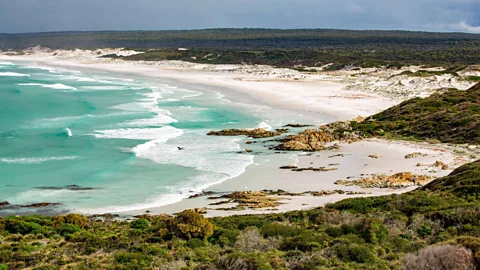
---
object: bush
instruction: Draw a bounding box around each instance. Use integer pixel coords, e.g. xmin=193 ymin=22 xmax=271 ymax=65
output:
xmin=187 ymin=238 xmax=207 ymax=249
xmin=261 ymin=222 xmax=300 ymax=238
xmin=401 ymin=244 xmax=475 ymax=270
xmin=54 ymin=214 xmax=88 ymax=228
xmin=56 ymin=223 xmax=81 ymax=236
xmin=333 ymin=243 xmax=376 ymax=263
xmin=417 ymin=225 xmax=432 ymax=237
xmin=114 ymin=252 xmax=152 ymax=269
xmin=281 ymin=232 xmax=329 ymax=252
xmin=4 ymin=219 xmax=45 ymax=235
xmin=236 ymin=227 xmax=279 ymax=252
xmin=169 ymin=210 xmax=214 ymax=240
xmin=130 ymin=219 xmax=149 ymax=230
xmin=0 ymin=264 xmax=7 ymax=270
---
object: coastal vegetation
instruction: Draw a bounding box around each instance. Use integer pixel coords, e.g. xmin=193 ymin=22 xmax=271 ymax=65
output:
xmin=351 ymin=82 xmax=480 ymax=144
xmin=0 ymin=161 xmax=479 ymax=269
xmin=3 ymin=29 xmax=480 ymax=68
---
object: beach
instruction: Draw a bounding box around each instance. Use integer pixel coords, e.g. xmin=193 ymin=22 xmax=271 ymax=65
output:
xmin=0 ymin=48 xmax=477 ymax=218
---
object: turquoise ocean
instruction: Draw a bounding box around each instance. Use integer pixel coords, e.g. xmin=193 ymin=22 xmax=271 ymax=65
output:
xmin=0 ymin=60 xmax=309 ymax=215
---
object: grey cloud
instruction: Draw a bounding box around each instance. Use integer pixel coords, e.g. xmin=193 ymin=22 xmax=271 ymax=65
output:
xmin=0 ymin=0 xmax=478 ymax=33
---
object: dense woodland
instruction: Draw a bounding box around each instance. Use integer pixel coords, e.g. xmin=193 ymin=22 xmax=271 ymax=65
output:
xmin=3 ymin=29 xmax=480 ymax=68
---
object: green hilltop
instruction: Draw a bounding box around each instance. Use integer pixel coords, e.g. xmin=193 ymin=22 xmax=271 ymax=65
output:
xmin=352 ymin=82 xmax=480 ymax=144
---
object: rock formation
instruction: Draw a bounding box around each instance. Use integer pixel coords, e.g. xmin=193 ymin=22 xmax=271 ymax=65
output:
xmin=207 ymin=128 xmax=287 ymax=138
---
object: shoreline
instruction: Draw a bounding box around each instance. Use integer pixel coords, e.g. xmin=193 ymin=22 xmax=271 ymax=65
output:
xmin=0 ymin=52 xmax=476 ymax=218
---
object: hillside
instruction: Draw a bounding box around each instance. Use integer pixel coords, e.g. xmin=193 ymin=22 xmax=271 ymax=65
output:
xmin=421 ymin=160 xmax=480 ymax=198
xmin=352 ymin=82 xmax=480 ymax=144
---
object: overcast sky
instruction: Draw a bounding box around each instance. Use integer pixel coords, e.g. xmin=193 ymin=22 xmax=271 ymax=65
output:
xmin=1 ymin=0 xmax=479 ymax=33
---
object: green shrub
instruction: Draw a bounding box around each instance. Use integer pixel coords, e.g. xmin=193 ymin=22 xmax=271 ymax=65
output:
xmin=4 ymin=219 xmax=45 ymax=235
xmin=54 ymin=214 xmax=88 ymax=228
xmin=281 ymin=233 xmax=329 ymax=252
xmin=261 ymin=222 xmax=300 ymax=238
xmin=114 ymin=252 xmax=152 ymax=269
xmin=0 ymin=264 xmax=7 ymax=270
xmin=187 ymin=238 xmax=207 ymax=249
xmin=169 ymin=210 xmax=214 ymax=240
xmin=130 ymin=219 xmax=149 ymax=230
xmin=56 ymin=223 xmax=81 ymax=236
xmin=417 ymin=225 xmax=433 ymax=237
xmin=334 ymin=243 xmax=376 ymax=263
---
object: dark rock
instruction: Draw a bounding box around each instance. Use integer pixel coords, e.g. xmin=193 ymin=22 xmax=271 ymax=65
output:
xmin=279 ymin=165 xmax=298 ymax=169
xmin=207 ymin=128 xmax=288 ymax=138
xmin=283 ymin=124 xmax=314 ymax=128
xmin=0 ymin=201 xmax=10 ymax=206
xmin=22 ymin=202 xmax=61 ymax=208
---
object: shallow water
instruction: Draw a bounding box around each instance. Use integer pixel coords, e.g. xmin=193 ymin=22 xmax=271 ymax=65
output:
xmin=0 ymin=61 xmax=312 ymax=215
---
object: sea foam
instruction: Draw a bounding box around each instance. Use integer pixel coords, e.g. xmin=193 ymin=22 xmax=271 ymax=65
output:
xmin=93 ymin=126 xmax=183 ymax=141
xmin=0 ymin=72 xmax=30 ymax=77
xmin=0 ymin=156 xmax=79 ymax=164
xmin=18 ymin=83 xmax=77 ymax=90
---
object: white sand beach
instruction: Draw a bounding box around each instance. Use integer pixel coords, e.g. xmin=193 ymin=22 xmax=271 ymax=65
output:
xmin=1 ymin=48 xmax=477 ymax=217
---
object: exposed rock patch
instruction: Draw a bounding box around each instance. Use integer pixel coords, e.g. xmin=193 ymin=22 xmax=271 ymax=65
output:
xmin=335 ymin=172 xmax=435 ymax=189
xmin=207 ymin=128 xmax=287 ymax=138
xmin=405 ymin=152 xmax=428 ymax=159
xmin=35 ymin=185 xmax=95 ymax=191
xmin=282 ymin=124 xmax=314 ymax=128
xmin=273 ymin=120 xmax=364 ymax=152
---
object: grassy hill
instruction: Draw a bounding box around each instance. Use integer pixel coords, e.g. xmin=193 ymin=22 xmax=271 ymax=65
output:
xmin=352 ymin=82 xmax=480 ymax=144
xmin=421 ymin=160 xmax=480 ymax=198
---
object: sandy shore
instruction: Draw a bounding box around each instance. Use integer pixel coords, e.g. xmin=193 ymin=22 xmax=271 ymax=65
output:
xmin=1 ymin=49 xmax=477 ymax=218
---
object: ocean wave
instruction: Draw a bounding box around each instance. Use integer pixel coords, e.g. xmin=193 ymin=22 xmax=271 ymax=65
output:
xmin=78 ymin=193 xmax=186 ymax=214
xmin=18 ymin=83 xmax=77 ymax=90
xmin=25 ymin=112 xmax=139 ymax=129
xmin=0 ymin=156 xmax=79 ymax=164
xmin=0 ymin=72 xmax=30 ymax=77
xmin=133 ymin=130 xmax=253 ymax=184
xmin=93 ymin=126 xmax=183 ymax=140
xmin=121 ymin=114 xmax=177 ymax=127
xmin=257 ymin=121 xmax=273 ymax=131
xmin=0 ymin=61 xmax=15 ymax=66
xmin=24 ymin=65 xmax=58 ymax=73
xmin=79 ymin=85 xmax=129 ymax=91
xmin=84 ymin=131 xmax=254 ymax=213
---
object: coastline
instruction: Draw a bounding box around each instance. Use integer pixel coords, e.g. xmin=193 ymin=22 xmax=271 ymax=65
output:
xmin=0 ymin=51 xmax=476 ymax=218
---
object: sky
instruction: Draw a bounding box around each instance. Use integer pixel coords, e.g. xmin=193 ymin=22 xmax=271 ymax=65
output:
xmin=0 ymin=0 xmax=479 ymax=34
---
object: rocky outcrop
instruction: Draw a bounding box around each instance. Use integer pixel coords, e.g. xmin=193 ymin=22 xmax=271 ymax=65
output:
xmin=35 ymin=185 xmax=95 ymax=191
xmin=279 ymin=165 xmax=298 ymax=169
xmin=291 ymin=167 xmax=338 ymax=172
xmin=405 ymin=152 xmax=428 ymax=159
xmin=283 ymin=124 xmax=314 ymax=128
xmin=0 ymin=202 xmax=61 ymax=210
xmin=207 ymin=128 xmax=287 ymax=138
xmin=335 ymin=172 xmax=434 ymax=189
xmin=208 ymin=191 xmax=282 ymax=210
xmin=273 ymin=120 xmax=364 ymax=152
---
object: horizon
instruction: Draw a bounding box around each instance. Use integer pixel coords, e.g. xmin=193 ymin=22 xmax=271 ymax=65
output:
xmin=1 ymin=0 xmax=479 ymax=34
xmin=2 ymin=27 xmax=480 ymax=36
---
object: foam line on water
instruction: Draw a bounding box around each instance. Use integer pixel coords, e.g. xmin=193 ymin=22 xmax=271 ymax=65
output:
xmin=0 ymin=72 xmax=30 ymax=77
xmin=0 ymin=156 xmax=79 ymax=164
xmin=18 ymin=83 xmax=77 ymax=90
xmin=0 ymin=61 xmax=15 ymax=66
xmin=93 ymin=126 xmax=183 ymax=140
xmin=85 ymin=131 xmax=254 ymax=214
xmin=24 ymin=65 xmax=58 ymax=73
